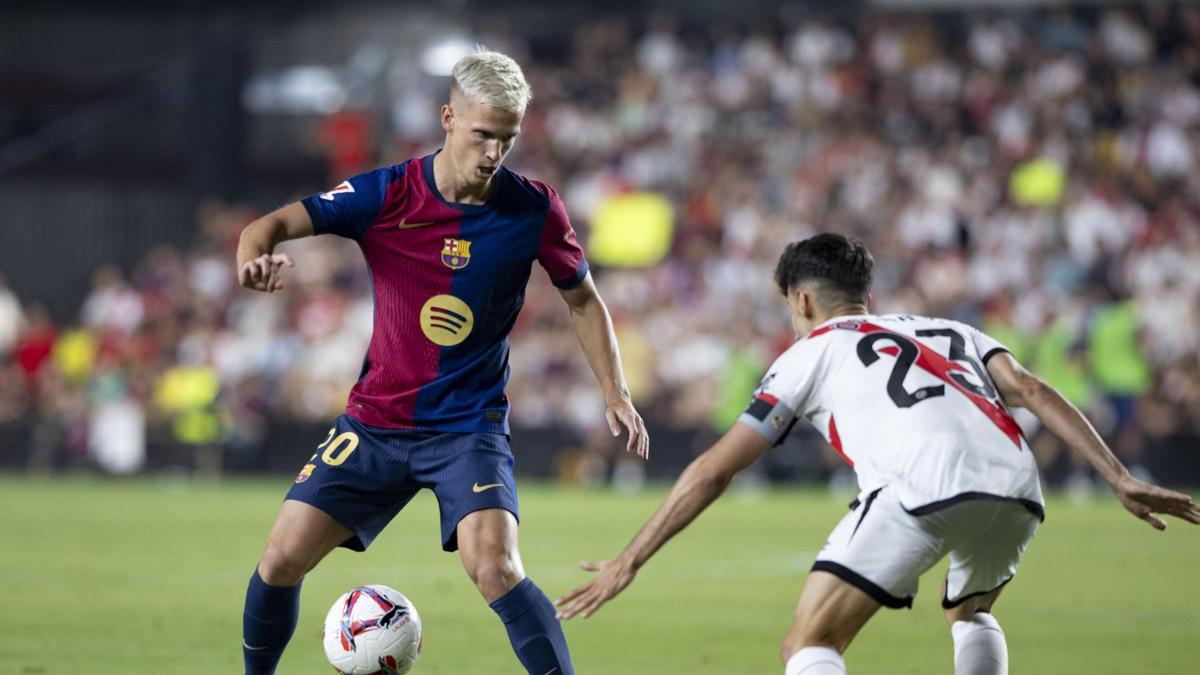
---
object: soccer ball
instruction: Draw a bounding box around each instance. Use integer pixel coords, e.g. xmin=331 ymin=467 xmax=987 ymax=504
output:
xmin=323 ymin=585 xmax=422 ymax=675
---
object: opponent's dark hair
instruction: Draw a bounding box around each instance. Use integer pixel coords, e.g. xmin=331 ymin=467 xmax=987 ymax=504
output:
xmin=773 ymin=233 xmax=873 ymax=307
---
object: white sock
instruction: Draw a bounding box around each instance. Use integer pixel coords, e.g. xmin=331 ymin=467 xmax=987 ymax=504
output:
xmin=785 ymin=646 xmax=846 ymax=675
xmin=951 ymin=612 xmax=1008 ymax=675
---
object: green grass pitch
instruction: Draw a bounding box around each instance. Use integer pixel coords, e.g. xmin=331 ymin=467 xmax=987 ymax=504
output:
xmin=1 ymin=477 xmax=1197 ymax=674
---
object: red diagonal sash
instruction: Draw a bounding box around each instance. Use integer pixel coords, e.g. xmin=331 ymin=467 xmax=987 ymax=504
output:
xmin=809 ymin=321 xmax=1023 ymax=448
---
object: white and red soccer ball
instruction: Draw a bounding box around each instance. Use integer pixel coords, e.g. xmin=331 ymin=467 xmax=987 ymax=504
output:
xmin=323 ymin=585 xmax=422 ymax=675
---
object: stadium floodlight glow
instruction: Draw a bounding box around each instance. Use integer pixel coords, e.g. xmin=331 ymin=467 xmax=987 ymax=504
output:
xmin=421 ymin=36 xmax=476 ymax=77
xmin=242 ymin=66 xmax=348 ymax=115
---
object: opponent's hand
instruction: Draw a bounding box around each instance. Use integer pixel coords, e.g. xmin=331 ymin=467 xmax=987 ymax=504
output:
xmin=239 ymin=253 xmax=294 ymax=293
xmin=554 ymin=557 xmax=638 ymax=620
xmin=605 ymin=397 xmax=649 ymax=460
xmin=1113 ymin=474 xmax=1200 ymax=530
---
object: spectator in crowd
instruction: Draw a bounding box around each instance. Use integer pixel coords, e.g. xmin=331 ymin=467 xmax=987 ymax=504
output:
xmin=4 ymin=4 xmax=1199 ymax=484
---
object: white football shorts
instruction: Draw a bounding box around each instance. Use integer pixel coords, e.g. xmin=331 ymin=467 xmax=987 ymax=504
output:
xmin=811 ymin=487 xmax=1041 ymax=608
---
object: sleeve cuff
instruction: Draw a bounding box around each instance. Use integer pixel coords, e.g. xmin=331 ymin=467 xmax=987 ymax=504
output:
xmin=981 ymin=347 xmax=1011 ymax=365
xmin=736 ymin=394 xmax=799 ymax=447
xmin=553 ymin=259 xmax=590 ymax=289
xmin=736 ymin=414 xmax=778 ymax=442
xmin=301 ymin=196 xmax=329 ymax=235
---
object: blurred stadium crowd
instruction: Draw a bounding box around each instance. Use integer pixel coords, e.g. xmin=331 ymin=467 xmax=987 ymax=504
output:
xmin=2 ymin=4 xmax=1198 ymax=482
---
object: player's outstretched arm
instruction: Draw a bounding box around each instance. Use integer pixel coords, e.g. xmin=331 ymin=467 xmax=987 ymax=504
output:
xmin=987 ymin=352 xmax=1200 ymax=530
xmin=554 ymin=422 xmax=771 ymax=619
xmin=236 ymin=202 xmax=314 ymax=293
xmin=558 ymin=273 xmax=649 ymax=459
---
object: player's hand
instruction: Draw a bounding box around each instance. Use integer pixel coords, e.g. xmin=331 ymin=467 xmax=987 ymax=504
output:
xmin=554 ymin=556 xmax=638 ymax=620
xmin=1112 ymin=474 xmax=1200 ymax=530
xmin=239 ymin=253 xmax=294 ymax=293
xmin=605 ymin=397 xmax=649 ymax=460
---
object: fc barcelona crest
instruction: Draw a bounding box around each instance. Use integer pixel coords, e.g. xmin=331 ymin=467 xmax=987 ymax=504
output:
xmin=294 ymin=463 xmax=315 ymax=484
xmin=441 ymin=238 xmax=472 ymax=270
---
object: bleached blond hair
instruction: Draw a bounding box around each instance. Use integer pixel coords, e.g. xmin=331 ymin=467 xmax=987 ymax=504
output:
xmin=451 ymin=48 xmax=533 ymax=114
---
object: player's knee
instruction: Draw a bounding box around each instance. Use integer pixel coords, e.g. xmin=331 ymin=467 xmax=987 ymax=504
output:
xmin=944 ymin=597 xmax=997 ymax=625
xmin=258 ymin=545 xmax=310 ymax=587
xmin=946 ymin=605 xmax=987 ymax=627
xmin=466 ymin=553 xmax=523 ymax=600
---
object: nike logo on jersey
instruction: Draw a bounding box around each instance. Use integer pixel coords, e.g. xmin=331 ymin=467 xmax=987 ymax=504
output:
xmin=397 ymin=218 xmax=435 ymax=229
xmin=472 ymin=482 xmax=503 ymax=493
xmin=543 ymin=669 xmax=559 ymax=675
xmin=243 ymin=641 xmax=268 ymax=652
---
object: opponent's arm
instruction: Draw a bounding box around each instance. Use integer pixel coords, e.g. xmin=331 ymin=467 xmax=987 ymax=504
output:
xmin=554 ymin=422 xmax=771 ymax=619
xmin=558 ymin=273 xmax=648 ymax=459
xmin=986 ymin=352 xmax=1199 ymax=530
xmin=236 ymin=202 xmax=314 ymax=293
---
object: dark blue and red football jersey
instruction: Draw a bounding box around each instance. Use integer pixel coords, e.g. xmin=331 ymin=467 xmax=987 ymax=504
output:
xmin=301 ymin=152 xmax=589 ymax=434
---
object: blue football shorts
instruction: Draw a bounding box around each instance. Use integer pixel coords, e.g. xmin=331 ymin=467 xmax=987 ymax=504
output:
xmin=285 ymin=414 xmax=519 ymax=552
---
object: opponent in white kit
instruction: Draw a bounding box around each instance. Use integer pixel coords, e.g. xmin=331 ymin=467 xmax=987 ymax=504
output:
xmin=555 ymin=233 xmax=1199 ymax=674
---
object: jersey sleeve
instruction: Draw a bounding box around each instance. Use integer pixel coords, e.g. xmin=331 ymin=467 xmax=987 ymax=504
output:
xmin=969 ymin=325 xmax=1011 ymax=365
xmin=736 ymin=340 xmax=822 ymax=445
xmin=536 ymin=185 xmax=589 ymax=289
xmin=300 ymin=167 xmax=395 ymax=240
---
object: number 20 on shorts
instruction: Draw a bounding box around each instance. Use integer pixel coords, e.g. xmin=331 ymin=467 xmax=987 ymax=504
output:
xmin=316 ymin=428 xmax=360 ymax=466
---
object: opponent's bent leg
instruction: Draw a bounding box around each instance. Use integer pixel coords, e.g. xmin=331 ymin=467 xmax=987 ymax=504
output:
xmin=244 ymin=499 xmax=353 ymax=675
xmin=459 ymin=508 xmax=573 ymax=675
xmin=780 ymin=570 xmax=882 ymax=674
xmin=944 ymin=581 xmax=1008 ymax=675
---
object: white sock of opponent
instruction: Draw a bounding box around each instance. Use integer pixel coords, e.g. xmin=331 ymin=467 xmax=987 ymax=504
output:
xmin=951 ymin=612 xmax=1008 ymax=675
xmin=784 ymin=646 xmax=846 ymax=675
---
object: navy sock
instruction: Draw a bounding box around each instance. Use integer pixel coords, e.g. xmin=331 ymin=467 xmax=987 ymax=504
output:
xmin=489 ymin=577 xmax=574 ymax=675
xmin=242 ymin=568 xmax=301 ymax=675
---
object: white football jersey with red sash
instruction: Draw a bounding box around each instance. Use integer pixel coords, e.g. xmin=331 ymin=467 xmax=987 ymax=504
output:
xmin=740 ymin=314 xmax=1044 ymax=519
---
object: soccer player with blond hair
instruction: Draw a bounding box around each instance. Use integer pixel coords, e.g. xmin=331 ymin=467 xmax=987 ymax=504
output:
xmin=235 ymin=49 xmax=647 ymax=675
